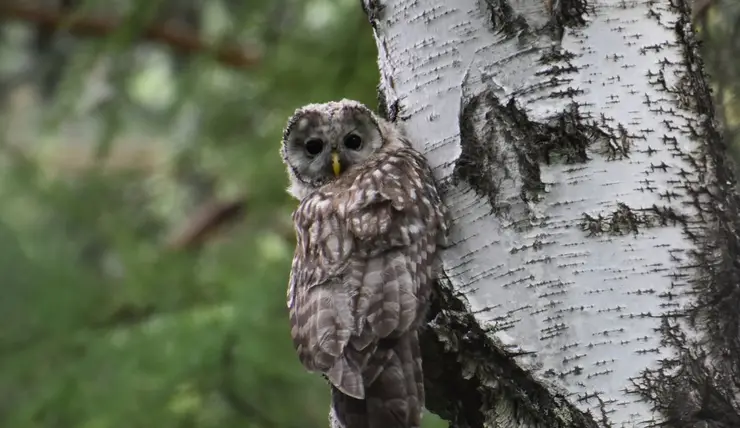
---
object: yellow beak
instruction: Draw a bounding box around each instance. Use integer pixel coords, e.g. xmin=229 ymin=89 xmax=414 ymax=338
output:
xmin=331 ymin=152 xmax=341 ymax=176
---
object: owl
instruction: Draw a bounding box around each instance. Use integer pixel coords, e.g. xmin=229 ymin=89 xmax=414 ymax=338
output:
xmin=280 ymin=99 xmax=450 ymax=428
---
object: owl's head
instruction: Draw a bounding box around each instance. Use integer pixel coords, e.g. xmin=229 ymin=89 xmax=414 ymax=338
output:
xmin=280 ymin=99 xmax=385 ymax=200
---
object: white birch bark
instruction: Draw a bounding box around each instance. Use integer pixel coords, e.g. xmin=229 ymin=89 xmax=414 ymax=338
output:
xmin=364 ymin=0 xmax=739 ymax=426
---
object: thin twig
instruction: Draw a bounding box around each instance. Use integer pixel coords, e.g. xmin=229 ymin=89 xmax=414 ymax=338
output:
xmin=165 ymin=197 xmax=248 ymax=251
xmin=0 ymin=1 xmax=261 ymax=69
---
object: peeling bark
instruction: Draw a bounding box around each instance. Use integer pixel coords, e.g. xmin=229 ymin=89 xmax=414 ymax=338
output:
xmin=363 ymin=0 xmax=740 ymax=426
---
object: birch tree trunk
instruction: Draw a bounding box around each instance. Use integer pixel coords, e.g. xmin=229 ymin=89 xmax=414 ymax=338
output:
xmin=362 ymin=0 xmax=740 ymax=426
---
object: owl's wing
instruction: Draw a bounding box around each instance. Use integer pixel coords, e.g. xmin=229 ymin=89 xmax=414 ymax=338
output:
xmin=288 ymin=194 xmax=356 ymax=381
xmin=345 ymin=149 xmax=446 ymax=345
xmin=330 ymin=149 xmax=441 ymax=419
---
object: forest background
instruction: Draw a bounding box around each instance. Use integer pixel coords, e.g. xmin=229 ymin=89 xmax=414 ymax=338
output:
xmin=0 ymin=1 xmax=736 ymax=427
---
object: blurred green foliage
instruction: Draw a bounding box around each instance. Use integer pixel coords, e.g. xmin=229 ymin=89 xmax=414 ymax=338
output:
xmin=695 ymin=0 xmax=740 ymax=171
xmin=0 ymin=1 xmax=446 ymax=427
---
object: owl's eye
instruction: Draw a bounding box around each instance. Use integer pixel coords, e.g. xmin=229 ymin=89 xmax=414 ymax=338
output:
xmin=304 ymin=138 xmax=324 ymax=156
xmin=344 ymin=134 xmax=362 ymax=150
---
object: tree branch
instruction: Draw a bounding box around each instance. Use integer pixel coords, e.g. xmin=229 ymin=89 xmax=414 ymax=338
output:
xmin=165 ymin=197 xmax=248 ymax=251
xmin=0 ymin=1 xmax=261 ymax=70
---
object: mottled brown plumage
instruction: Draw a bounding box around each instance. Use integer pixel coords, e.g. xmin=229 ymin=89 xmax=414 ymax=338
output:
xmin=281 ymin=100 xmax=449 ymax=428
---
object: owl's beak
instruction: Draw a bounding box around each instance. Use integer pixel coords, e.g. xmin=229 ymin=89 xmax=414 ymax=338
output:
xmin=331 ymin=151 xmax=341 ymax=176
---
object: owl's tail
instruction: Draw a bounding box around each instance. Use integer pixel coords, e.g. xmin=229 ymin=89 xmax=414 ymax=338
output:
xmin=328 ymin=330 xmax=424 ymax=428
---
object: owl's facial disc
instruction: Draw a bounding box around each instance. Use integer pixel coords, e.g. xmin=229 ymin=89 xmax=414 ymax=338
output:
xmin=282 ymin=102 xmax=385 ymax=192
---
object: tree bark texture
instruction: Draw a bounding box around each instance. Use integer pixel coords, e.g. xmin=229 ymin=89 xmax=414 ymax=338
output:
xmin=363 ymin=0 xmax=740 ymax=427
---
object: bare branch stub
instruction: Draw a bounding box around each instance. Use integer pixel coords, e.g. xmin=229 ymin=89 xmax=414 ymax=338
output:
xmin=166 ymin=197 xmax=248 ymax=251
xmin=0 ymin=2 xmax=261 ymax=70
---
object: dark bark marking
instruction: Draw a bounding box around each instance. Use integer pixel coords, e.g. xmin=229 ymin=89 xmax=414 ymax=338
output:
xmin=454 ymin=89 xmax=513 ymax=213
xmin=376 ymin=84 xmax=390 ymax=121
xmin=535 ymin=51 xmax=579 ymax=78
xmin=482 ymin=0 xmax=588 ymax=42
xmin=454 ymin=72 xmax=603 ymax=213
xmin=360 ymin=0 xmax=385 ymax=30
xmin=479 ymin=0 xmax=529 ymax=36
xmin=633 ymin=1 xmax=740 ymax=427
xmin=421 ymin=276 xmax=600 ymax=428
xmin=580 ymin=203 xmax=689 ymax=237
xmin=376 ymin=86 xmax=401 ymax=123
xmin=549 ymin=0 xmax=588 ymax=28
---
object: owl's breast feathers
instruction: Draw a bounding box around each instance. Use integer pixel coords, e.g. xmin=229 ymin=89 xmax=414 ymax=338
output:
xmin=287 ymin=144 xmax=450 ymax=400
